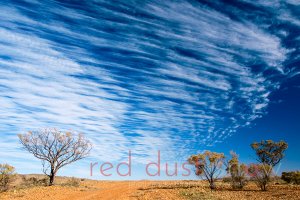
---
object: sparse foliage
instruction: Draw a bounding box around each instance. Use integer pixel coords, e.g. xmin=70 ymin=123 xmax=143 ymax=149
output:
xmin=248 ymin=163 xmax=272 ymax=191
xmin=251 ymin=140 xmax=288 ymax=167
xmin=18 ymin=128 xmax=92 ymax=186
xmin=0 ymin=164 xmax=16 ymax=192
xmin=250 ymin=140 xmax=288 ymax=191
xmin=188 ymin=151 xmax=225 ymax=190
xmin=226 ymin=151 xmax=248 ymax=189
xmin=281 ymin=171 xmax=300 ymax=184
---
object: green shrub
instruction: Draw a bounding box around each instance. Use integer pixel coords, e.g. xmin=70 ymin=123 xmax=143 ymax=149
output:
xmin=281 ymin=171 xmax=300 ymax=184
xmin=0 ymin=164 xmax=16 ymax=192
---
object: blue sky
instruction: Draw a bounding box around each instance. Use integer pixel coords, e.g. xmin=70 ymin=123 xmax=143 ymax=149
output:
xmin=0 ymin=0 xmax=299 ymax=180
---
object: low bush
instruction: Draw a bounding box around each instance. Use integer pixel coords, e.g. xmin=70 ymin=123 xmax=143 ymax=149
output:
xmin=281 ymin=171 xmax=300 ymax=184
xmin=222 ymin=176 xmax=232 ymax=183
xmin=226 ymin=151 xmax=248 ymax=190
xmin=0 ymin=164 xmax=16 ymax=192
xmin=248 ymin=164 xmax=272 ymax=191
xmin=22 ymin=176 xmax=48 ymax=186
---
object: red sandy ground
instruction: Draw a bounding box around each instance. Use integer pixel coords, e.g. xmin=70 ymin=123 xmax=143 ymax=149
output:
xmin=1 ymin=180 xmax=299 ymax=200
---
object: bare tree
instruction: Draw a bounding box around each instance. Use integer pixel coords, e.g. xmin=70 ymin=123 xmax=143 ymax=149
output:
xmin=18 ymin=128 xmax=92 ymax=186
xmin=188 ymin=151 xmax=225 ymax=190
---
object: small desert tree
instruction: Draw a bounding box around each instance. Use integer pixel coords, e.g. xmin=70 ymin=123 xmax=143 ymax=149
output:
xmin=0 ymin=164 xmax=16 ymax=192
xmin=248 ymin=163 xmax=272 ymax=191
xmin=226 ymin=151 xmax=248 ymax=189
xmin=18 ymin=128 xmax=92 ymax=186
xmin=188 ymin=151 xmax=225 ymax=190
xmin=250 ymin=140 xmax=288 ymax=190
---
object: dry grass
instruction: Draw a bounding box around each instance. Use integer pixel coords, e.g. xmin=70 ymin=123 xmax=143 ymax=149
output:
xmin=134 ymin=180 xmax=300 ymax=200
xmin=0 ymin=176 xmax=299 ymax=200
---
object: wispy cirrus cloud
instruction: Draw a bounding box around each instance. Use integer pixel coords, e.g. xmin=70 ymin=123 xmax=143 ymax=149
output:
xmin=0 ymin=0 xmax=298 ymax=177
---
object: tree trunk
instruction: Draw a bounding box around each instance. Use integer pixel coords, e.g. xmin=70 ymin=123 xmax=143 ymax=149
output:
xmin=209 ymin=180 xmax=216 ymax=190
xmin=49 ymin=170 xmax=55 ymax=186
xmin=262 ymin=183 xmax=266 ymax=191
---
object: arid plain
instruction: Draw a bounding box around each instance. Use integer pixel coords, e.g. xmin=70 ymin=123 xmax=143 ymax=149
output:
xmin=1 ymin=176 xmax=299 ymax=200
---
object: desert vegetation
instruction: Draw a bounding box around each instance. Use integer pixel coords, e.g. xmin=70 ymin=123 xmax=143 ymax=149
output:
xmin=1 ymin=138 xmax=299 ymax=200
xmin=225 ymin=151 xmax=248 ymax=189
xmin=249 ymin=140 xmax=288 ymax=190
xmin=188 ymin=151 xmax=225 ymax=190
xmin=281 ymin=171 xmax=300 ymax=184
xmin=0 ymin=164 xmax=16 ymax=192
xmin=187 ymin=140 xmax=289 ymax=192
xmin=18 ymin=128 xmax=92 ymax=186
